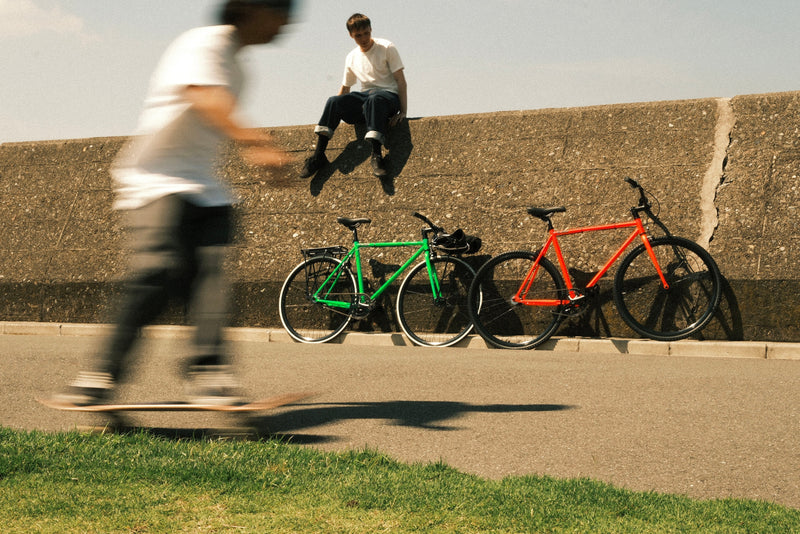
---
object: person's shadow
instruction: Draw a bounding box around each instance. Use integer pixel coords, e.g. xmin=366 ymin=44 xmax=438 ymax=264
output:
xmin=250 ymin=399 xmax=576 ymax=443
xmin=310 ymin=120 xmax=414 ymax=196
xmin=101 ymin=399 xmax=575 ymax=443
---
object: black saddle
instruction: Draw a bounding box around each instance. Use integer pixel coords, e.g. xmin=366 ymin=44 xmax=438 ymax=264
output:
xmin=337 ymin=217 xmax=372 ymax=230
xmin=527 ymin=206 xmax=566 ymax=221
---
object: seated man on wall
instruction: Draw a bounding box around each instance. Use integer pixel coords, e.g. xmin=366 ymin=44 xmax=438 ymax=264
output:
xmin=300 ymin=13 xmax=407 ymax=178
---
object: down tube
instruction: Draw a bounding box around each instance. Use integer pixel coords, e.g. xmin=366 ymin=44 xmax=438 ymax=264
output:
xmin=369 ymin=244 xmax=427 ymax=301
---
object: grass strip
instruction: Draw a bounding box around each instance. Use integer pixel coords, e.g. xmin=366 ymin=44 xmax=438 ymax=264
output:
xmin=1 ymin=427 xmax=798 ymax=533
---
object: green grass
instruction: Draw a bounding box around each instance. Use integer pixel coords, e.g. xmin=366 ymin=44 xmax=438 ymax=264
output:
xmin=1 ymin=427 xmax=798 ymax=533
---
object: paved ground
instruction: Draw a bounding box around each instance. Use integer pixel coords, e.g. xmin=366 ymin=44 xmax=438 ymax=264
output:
xmin=1 ymin=326 xmax=799 ymax=509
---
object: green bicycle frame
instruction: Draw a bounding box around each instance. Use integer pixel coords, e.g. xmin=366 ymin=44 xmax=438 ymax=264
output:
xmin=311 ymin=238 xmax=444 ymax=311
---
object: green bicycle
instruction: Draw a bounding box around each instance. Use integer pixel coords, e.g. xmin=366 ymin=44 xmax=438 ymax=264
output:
xmin=278 ymin=212 xmax=481 ymax=347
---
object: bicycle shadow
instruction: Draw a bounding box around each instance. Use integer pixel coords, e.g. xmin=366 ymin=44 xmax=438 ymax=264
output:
xmin=633 ymin=214 xmax=744 ymax=340
xmin=697 ymin=274 xmax=744 ymax=340
xmin=556 ymin=268 xmax=613 ymax=338
xmin=309 ymin=121 xmax=413 ymax=197
xmin=556 ymin=268 xmax=744 ymax=341
xmin=355 ymin=259 xmax=402 ymax=332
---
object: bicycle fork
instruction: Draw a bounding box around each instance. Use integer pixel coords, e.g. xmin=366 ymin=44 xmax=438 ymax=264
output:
xmin=423 ymin=252 xmax=447 ymax=305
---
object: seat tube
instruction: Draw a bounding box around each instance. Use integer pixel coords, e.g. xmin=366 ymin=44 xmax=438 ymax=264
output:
xmin=549 ymin=232 xmax=575 ymax=296
xmin=352 ymin=242 xmax=367 ymax=295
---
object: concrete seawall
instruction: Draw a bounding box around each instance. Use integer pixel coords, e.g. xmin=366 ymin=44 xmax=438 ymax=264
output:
xmin=1 ymin=91 xmax=799 ymax=341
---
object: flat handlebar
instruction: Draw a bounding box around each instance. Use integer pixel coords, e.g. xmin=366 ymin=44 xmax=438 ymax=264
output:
xmin=412 ymin=211 xmax=444 ymax=236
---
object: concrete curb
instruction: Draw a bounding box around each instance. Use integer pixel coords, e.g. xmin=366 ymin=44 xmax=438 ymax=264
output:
xmin=1 ymin=321 xmax=798 ymax=360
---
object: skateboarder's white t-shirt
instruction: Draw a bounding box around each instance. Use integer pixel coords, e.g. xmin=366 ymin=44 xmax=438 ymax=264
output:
xmin=112 ymin=25 xmax=244 ymax=210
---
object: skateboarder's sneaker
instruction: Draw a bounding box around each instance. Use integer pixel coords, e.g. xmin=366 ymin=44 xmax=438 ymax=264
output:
xmin=185 ymin=365 xmax=245 ymax=406
xmin=299 ymin=153 xmax=328 ymax=178
xmin=54 ymin=371 xmax=115 ymax=407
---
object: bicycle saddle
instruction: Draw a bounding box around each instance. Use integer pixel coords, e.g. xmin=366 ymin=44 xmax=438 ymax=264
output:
xmin=527 ymin=206 xmax=566 ymax=221
xmin=337 ymin=217 xmax=372 ymax=230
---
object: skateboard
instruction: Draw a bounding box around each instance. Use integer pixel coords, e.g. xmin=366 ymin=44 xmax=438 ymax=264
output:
xmin=37 ymin=391 xmax=314 ymax=414
xmin=38 ymin=391 xmax=314 ymax=436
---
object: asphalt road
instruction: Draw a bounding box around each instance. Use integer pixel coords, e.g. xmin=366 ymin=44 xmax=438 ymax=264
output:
xmin=2 ymin=331 xmax=798 ymax=509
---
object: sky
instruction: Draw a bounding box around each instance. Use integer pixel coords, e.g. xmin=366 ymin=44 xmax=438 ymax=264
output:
xmin=1 ymin=0 xmax=798 ymax=144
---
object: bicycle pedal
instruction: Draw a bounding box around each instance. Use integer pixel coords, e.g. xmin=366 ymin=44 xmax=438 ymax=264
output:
xmin=351 ymin=302 xmax=373 ymax=319
xmin=560 ymin=301 xmax=593 ymax=318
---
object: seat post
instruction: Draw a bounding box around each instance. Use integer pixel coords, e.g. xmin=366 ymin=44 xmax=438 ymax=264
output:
xmin=337 ymin=217 xmax=371 ymax=243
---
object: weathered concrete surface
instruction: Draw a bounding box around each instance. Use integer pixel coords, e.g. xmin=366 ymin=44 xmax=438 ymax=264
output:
xmin=713 ymin=92 xmax=800 ymax=341
xmin=1 ymin=91 xmax=799 ymax=341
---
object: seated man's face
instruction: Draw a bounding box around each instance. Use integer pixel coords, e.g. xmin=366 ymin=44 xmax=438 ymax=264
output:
xmin=350 ymin=25 xmax=373 ymax=52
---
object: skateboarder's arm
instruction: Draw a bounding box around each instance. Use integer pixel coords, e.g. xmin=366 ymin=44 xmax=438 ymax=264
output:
xmin=184 ymin=85 xmax=260 ymax=144
xmin=184 ymin=85 xmax=293 ymax=168
xmin=337 ymin=85 xmax=351 ymax=96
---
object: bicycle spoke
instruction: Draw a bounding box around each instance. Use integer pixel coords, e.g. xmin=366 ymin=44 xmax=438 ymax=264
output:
xmin=468 ymin=251 xmax=565 ymax=349
xmin=613 ymin=236 xmax=721 ymax=341
xmin=396 ymin=256 xmax=476 ymax=347
xmin=278 ymin=256 xmax=356 ymax=343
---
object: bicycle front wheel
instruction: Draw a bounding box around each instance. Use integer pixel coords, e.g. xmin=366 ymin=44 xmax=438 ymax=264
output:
xmin=613 ymin=236 xmax=722 ymax=341
xmin=468 ymin=251 xmax=566 ymax=349
xmin=278 ymin=256 xmax=357 ymax=343
xmin=396 ymin=256 xmax=477 ymax=347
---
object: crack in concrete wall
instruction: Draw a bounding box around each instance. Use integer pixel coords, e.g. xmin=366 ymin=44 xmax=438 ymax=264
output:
xmin=698 ymin=97 xmax=734 ymax=249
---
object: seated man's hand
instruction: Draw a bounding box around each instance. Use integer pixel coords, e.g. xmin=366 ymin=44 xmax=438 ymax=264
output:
xmin=389 ymin=111 xmax=406 ymax=128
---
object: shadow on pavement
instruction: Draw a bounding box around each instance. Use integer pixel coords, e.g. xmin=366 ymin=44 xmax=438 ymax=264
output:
xmin=81 ymin=400 xmax=576 ymax=444
xmin=253 ymin=400 xmax=577 ymax=437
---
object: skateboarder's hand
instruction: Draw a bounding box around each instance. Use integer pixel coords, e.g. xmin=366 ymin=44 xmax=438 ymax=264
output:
xmin=243 ymin=145 xmax=295 ymax=168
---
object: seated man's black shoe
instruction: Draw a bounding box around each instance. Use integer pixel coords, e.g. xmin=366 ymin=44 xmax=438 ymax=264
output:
xmin=300 ymin=153 xmax=328 ymax=178
xmin=371 ymin=154 xmax=388 ymax=177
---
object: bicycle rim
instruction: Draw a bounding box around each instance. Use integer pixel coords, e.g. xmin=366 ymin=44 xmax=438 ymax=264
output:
xmin=468 ymin=251 xmax=565 ymax=349
xmin=396 ymin=256 xmax=477 ymax=347
xmin=613 ymin=236 xmax=722 ymax=341
xmin=278 ymin=256 xmax=356 ymax=343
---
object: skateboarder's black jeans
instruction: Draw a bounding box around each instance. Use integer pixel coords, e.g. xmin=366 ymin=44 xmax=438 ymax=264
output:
xmin=315 ymin=89 xmax=400 ymax=145
xmin=96 ymin=194 xmax=232 ymax=382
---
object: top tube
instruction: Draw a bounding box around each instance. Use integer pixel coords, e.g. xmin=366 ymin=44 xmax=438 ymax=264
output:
xmin=358 ymin=240 xmax=427 ymax=248
xmin=552 ymin=219 xmax=641 ymax=237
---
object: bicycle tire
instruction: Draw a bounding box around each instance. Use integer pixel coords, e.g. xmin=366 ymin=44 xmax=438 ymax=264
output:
xmin=396 ymin=256 xmax=477 ymax=347
xmin=468 ymin=251 xmax=566 ymax=349
xmin=278 ymin=255 xmax=357 ymax=343
xmin=613 ymin=236 xmax=722 ymax=341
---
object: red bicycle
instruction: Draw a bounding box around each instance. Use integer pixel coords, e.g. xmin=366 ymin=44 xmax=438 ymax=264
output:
xmin=467 ymin=178 xmax=722 ymax=349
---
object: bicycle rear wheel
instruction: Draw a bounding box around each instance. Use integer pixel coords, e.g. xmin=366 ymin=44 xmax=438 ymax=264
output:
xmin=396 ymin=256 xmax=477 ymax=347
xmin=278 ymin=256 xmax=357 ymax=343
xmin=468 ymin=251 xmax=566 ymax=349
xmin=613 ymin=236 xmax=722 ymax=341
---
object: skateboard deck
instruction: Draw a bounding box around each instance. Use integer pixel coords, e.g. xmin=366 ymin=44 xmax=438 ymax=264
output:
xmin=37 ymin=391 xmax=314 ymax=414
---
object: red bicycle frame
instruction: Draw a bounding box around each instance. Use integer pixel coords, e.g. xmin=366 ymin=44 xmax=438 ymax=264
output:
xmin=515 ymin=217 xmax=670 ymax=306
